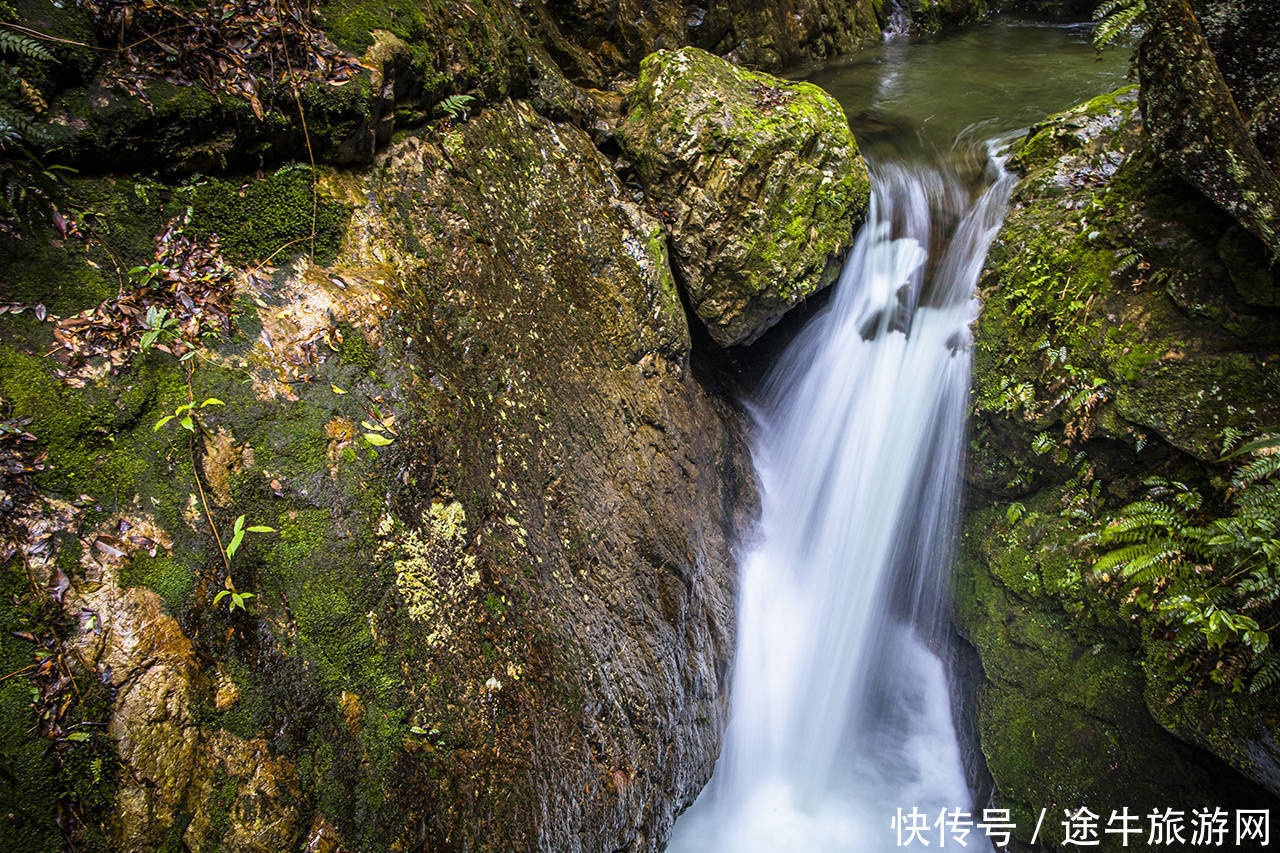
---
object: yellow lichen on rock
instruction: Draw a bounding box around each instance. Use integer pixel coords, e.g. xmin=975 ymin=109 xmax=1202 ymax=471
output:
xmin=391 ymin=500 xmax=480 ymax=647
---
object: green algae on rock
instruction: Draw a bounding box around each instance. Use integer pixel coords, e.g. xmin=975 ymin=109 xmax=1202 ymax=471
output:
xmin=617 ymin=47 xmax=870 ymax=347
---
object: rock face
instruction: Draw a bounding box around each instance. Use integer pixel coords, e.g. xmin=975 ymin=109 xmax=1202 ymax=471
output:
xmin=0 ymin=93 xmax=764 ymax=850
xmin=532 ymin=0 xmax=889 ymax=73
xmin=618 ymin=47 xmax=870 ymax=347
xmin=961 ymin=83 xmax=1280 ymax=849
xmin=1139 ymin=0 xmax=1280 ymax=257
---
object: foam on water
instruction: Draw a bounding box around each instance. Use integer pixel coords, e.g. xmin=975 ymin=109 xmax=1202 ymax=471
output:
xmin=667 ymin=156 xmax=1015 ymax=852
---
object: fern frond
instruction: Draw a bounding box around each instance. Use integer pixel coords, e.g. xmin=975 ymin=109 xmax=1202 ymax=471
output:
xmin=1221 ymin=434 xmax=1280 ymax=461
xmin=1094 ymin=540 xmax=1180 ymax=577
xmin=1250 ymin=652 xmax=1280 ymax=694
xmin=1092 ymin=0 xmax=1148 ymax=49
xmin=0 ymin=104 xmax=49 ymax=148
xmin=0 ymin=28 xmax=54 ymax=62
xmin=1233 ymin=453 xmax=1280 ymax=491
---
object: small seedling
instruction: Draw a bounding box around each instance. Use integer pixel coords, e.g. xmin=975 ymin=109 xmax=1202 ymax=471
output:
xmin=225 ymin=513 xmax=275 ymax=561
xmin=154 ymin=397 xmax=224 ymax=432
xmin=213 ymin=580 xmax=255 ymax=613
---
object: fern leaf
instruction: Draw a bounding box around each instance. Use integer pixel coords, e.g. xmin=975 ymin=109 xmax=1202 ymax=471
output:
xmin=0 ymin=29 xmax=54 ymax=62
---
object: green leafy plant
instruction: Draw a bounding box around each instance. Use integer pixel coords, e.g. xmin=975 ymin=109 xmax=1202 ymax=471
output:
xmin=213 ymin=581 xmax=255 ymax=613
xmin=224 ymin=513 xmax=275 ymax=562
xmin=1084 ymin=432 xmax=1280 ymax=695
xmin=154 ymin=396 xmax=224 ymax=432
xmin=438 ymin=93 xmax=475 ymax=122
xmin=139 ymin=305 xmax=181 ymax=354
xmin=1093 ymin=0 xmax=1148 ymax=50
xmin=209 ymin=512 xmax=275 ymax=612
xmin=362 ymin=410 xmax=397 ymax=446
xmin=209 ymin=517 xmax=274 ymax=612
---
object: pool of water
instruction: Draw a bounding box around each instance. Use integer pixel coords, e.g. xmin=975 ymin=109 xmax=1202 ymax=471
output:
xmin=797 ymin=16 xmax=1132 ymax=158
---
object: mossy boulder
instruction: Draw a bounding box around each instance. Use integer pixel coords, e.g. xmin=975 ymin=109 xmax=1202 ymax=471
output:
xmin=617 ymin=47 xmax=870 ymax=347
xmin=961 ymin=87 xmax=1280 ymax=846
xmin=0 ymin=98 xmax=754 ymax=851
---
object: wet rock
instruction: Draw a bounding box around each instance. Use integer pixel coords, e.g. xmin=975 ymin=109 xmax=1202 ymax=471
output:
xmin=896 ymin=0 xmax=989 ymax=33
xmin=963 ymin=86 xmax=1280 ymax=848
xmin=540 ymin=0 xmax=886 ymax=72
xmin=617 ymin=47 xmax=870 ymax=347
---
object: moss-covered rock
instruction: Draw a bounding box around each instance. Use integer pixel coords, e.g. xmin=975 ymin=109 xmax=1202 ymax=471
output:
xmin=182 ymin=166 xmax=349 ymax=266
xmin=962 ymin=85 xmax=1280 ymax=846
xmin=617 ymin=47 xmax=870 ymax=347
xmin=0 ymin=96 xmax=754 ymax=851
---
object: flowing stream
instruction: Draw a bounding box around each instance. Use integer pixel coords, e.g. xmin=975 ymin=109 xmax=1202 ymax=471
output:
xmin=667 ymin=18 xmax=1128 ymax=853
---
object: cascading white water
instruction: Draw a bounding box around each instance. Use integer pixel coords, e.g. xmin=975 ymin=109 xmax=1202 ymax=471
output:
xmin=668 ymin=151 xmax=1016 ymax=852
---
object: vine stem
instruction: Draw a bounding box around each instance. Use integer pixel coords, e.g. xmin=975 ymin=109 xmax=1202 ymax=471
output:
xmin=275 ymin=0 xmax=318 ymax=260
xmin=185 ymin=362 xmax=230 ymax=574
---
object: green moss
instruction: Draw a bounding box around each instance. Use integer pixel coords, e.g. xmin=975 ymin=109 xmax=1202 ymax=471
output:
xmin=317 ymin=0 xmax=431 ymax=53
xmin=618 ymin=47 xmax=868 ymax=345
xmin=0 ymin=176 xmax=169 ymax=315
xmin=118 ymin=553 xmax=197 ymax=613
xmin=0 ymin=346 xmax=188 ymax=509
xmin=184 ymin=166 xmax=349 ymax=265
xmin=338 ymin=324 xmax=378 ymax=370
xmin=49 ymin=79 xmax=256 ymax=172
xmin=957 ymin=498 xmax=1237 ymax=847
xmin=249 ymin=508 xmax=400 ymax=702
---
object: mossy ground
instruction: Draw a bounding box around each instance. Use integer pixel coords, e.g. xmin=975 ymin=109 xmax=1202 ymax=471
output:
xmin=0 ymin=169 xmax=435 ymax=849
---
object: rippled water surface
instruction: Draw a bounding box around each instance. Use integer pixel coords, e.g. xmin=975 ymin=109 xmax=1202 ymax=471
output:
xmin=802 ymin=17 xmax=1131 ymax=156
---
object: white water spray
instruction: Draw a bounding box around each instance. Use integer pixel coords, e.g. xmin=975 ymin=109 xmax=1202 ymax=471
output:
xmin=668 ymin=153 xmax=1016 ymax=852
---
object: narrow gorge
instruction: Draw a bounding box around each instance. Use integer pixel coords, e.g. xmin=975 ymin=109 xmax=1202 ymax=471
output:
xmin=1 ymin=1 xmax=1278 ymax=852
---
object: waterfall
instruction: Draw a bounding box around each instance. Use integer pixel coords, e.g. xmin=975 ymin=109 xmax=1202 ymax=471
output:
xmin=668 ymin=151 xmax=1016 ymax=852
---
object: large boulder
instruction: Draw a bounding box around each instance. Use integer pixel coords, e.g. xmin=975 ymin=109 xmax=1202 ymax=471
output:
xmin=1138 ymin=0 xmax=1280 ymax=257
xmin=0 ymin=99 xmax=754 ymax=852
xmin=961 ymin=87 xmax=1280 ymax=849
xmin=617 ymin=47 xmax=870 ymax=347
